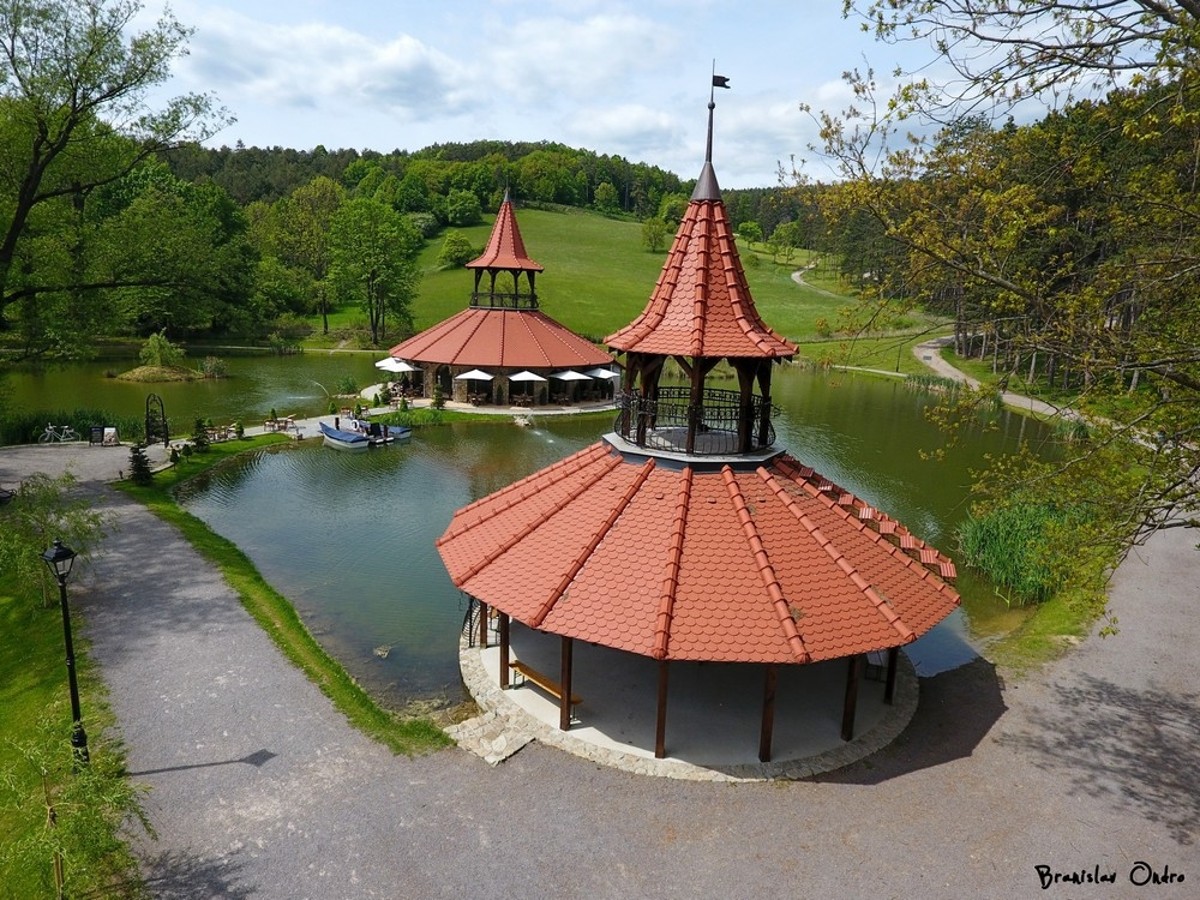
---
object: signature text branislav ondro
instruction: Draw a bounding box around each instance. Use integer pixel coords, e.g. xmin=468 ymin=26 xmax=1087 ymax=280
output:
xmin=1035 ymin=862 xmax=1185 ymax=890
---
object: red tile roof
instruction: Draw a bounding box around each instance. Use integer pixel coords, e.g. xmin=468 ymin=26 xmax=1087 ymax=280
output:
xmin=387 ymin=307 xmax=612 ymax=370
xmin=437 ymin=440 xmax=960 ymax=664
xmin=466 ymin=195 xmax=543 ymax=272
xmin=605 ymin=197 xmax=795 ymax=359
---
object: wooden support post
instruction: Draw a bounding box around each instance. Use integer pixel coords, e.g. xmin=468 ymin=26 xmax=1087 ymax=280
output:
xmin=884 ymin=646 xmax=899 ymax=705
xmin=758 ymin=664 xmax=778 ymax=763
xmin=841 ymin=654 xmax=863 ymax=741
xmin=655 ymin=659 xmax=670 ymax=759
xmin=559 ymin=636 xmax=574 ymax=732
xmin=477 ymin=600 xmax=488 ymax=649
xmin=499 ymin=613 xmax=511 ymax=689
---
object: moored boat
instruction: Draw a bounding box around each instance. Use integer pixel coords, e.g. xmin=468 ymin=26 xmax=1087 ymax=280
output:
xmin=319 ymin=420 xmax=370 ymax=451
xmin=320 ymin=419 xmax=411 ymax=450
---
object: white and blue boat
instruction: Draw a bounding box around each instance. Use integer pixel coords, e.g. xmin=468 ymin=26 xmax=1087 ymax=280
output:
xmin=319 ymin=419 xmax=411 ymax=450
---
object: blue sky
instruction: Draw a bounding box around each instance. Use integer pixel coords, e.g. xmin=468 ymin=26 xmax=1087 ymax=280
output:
xmin=143 ymin=0 xmax=943 ymax=188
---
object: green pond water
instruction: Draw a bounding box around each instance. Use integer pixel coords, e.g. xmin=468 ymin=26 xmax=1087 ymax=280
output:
xmin=4 ymin=349 xmax=385 ymax=429
xmin=7 ymin=355 xmax=1052 ymax=711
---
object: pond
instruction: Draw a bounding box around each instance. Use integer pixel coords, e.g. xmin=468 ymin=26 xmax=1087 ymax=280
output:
xmin=160 ymin=363 xmax=1050 ymax=714
xmin=3 ymin=349 xmax=385 ymax=430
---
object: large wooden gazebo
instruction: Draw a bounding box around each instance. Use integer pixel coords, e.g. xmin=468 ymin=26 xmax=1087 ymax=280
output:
xmin=437 ymin=94 xmax=960 ymax=763
xmin=385 ymin=192 xmax=615 ymax=406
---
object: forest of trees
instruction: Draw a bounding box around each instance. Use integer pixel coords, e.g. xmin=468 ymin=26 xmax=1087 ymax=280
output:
xmin=811 ymin=0 xmax=1200 ymax=551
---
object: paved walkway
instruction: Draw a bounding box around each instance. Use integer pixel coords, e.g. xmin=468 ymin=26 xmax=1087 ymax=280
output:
xmin=2 ymin=423 xmax=1196 ymax=896
xmin=914 ymin=337 xmax=1085 ymax=420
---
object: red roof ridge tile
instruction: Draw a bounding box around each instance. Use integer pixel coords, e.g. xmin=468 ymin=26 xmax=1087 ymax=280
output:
xmin=756 ymin=465 xmax=916 ymax=644
xmin=531 ymin=456 xmax=657 ymax=627
xmin=466 ymin=196 xmax=543 ymax=272
xmin=437 ymin=443 xmax=612 ymax=543
xmin=722 ymin=466 xmax=811 ymax=663
xmin=653 ymin=467 xmax=694 ymax=660
xmin=774 ymin=456 xmax=960 ymax=596
xmin=457 ymin=448 xmax=623 ymax=584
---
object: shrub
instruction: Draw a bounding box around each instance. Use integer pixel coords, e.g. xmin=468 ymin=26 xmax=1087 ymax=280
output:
xmin=957 ymin=502 xmax=1076 ymax=604
xmin=200 ymin=356 xmax=227 ymax=378
xmin=437 ymin=230 xmax=476 ymax=269
xmin=138 ymin=330 xmax=185 ymax=368
xmin=190 ymin=418 xmax=210 ymax=453
xmin=432 ymin=383 xmax=446 ymax=410
xmin=336 ymin=375 xmax=358 ymax=396
xmin=127 ymin=443 xmax=154 ymax=486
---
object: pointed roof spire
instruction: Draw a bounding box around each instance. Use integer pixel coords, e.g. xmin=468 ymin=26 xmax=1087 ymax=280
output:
xmin=606 ymin=78 xmax=794 ymax=360
xmin=692 ymin=73 xmax=723 ymax=201
xmin=467 ymin=190 xmax=544 ymax=272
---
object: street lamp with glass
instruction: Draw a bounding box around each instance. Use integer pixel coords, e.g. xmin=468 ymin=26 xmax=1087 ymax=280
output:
xmin=42 ymin=539 xmax=89 ymax=765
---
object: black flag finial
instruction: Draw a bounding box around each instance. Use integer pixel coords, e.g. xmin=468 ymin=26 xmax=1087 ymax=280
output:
xmin=712 ymin=74 xmax=730 ymax=89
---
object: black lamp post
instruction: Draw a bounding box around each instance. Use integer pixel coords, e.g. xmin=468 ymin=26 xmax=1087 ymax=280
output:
xmin=42 ymin=539 xmax=88 ymax=765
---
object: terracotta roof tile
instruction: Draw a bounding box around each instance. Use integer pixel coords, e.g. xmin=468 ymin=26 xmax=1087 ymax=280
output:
xmin=437 ymin=441 xmax=960 ymax=665
xmin=606 ymin=200 xmax=795 ymax=360
xmin=387 ymin=307 xmax=612 ymax=370
xmin=466 ymin=196 xmax=543 ymax=272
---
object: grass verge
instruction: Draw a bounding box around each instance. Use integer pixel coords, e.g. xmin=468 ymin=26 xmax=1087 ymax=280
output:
xmin=117 ymin=436 xmax=451 ymax=756
xmin=0 ymin=582 xmax=145 ymax=898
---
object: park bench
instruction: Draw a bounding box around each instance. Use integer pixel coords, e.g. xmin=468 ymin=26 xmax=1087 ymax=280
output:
xmin=508 ymin=660 xmax=582 ymax=710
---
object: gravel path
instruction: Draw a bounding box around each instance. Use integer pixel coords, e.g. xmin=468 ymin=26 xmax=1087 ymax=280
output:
xmin=4 ymin=438 xmax=1197 ymax=898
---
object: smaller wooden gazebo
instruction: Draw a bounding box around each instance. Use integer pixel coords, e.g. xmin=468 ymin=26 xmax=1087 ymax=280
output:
xmin=437 ymin=91 xmax=961 ymax=763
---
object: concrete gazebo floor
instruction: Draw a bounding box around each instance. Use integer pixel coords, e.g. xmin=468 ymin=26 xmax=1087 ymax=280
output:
xmin=449 ymin=624 xmax=919 ymax=781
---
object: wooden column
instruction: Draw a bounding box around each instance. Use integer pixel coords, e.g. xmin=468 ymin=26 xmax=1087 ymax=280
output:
xmin=654 ymin=660 xmax=670 ymax=759
xmin=758 ymin=664 xmax=778 ymax=763
xmin=477 ymin=600 xmax=489 ymax=649
xmin=499 ymin=613 xmax=511 ymax=689
xmin=884 ymin=646 xmax=899 ymax=705
xmin=559 ymin=636 xmax=574 ymax=732
xmin=755 ymin=363 xmax=773 ymax=446
xmin=841 ymin=654 xmax=863 ymax=741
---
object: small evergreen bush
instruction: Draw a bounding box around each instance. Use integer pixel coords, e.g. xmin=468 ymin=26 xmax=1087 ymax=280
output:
xmin=127 ymin=443 xmax=154 ymax=486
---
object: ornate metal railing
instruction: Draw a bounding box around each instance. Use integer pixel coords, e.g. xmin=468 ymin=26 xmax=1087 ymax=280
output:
xmin=614 ymin=386 xmax=776 ymax=455
xmin=469 ymin=291 xmax=538 ymax=309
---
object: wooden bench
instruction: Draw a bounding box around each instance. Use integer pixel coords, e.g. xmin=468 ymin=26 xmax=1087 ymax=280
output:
xmin=508 ymin=661 xmax=582 ymax=708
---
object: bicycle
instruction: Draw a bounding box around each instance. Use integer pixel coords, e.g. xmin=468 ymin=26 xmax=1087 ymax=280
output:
xmin=38 ymin=423 xmax=79 ymax=443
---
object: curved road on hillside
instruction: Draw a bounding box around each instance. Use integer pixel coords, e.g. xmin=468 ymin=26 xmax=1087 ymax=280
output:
xmin=1 ymin=420 xmax=1196 ymax=897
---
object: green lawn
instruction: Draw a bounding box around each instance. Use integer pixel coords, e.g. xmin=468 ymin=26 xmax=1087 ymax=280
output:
xmin=0 ymin=583 xmax=139 ymax=898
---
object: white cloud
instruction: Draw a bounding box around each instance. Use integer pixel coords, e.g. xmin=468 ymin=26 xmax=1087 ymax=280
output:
xmin=486 ymin=13 xmax=675 ymax=102
xmin=178 ymin=9 xmax=477 ymax=121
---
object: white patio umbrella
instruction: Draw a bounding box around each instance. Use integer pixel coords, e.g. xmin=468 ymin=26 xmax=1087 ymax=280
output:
xmin=455 ymin=368 xmax=494 ymax=381
xmin=375 ymin=357 xmax=417 ymax=373
xmin=583 ymin=367 xmax=619 ymax=379
xmin=508 ymin=370 xmax=548 ymax=382
xmin=550 ymin=369 xmax=592 ymax=381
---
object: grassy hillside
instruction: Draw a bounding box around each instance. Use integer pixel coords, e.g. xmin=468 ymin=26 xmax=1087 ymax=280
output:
xmin=403 ymin=206 xmax=853 ymax=344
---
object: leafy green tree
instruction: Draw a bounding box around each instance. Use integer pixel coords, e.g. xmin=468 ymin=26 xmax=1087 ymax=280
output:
xmin=274 ymin=176 xmax=344 ymax=333
xmin=437 ymin=231 xmax=476 ymax=269
xmin=657 ymin=192 xmax=690 ymax=225
xmin=328 ymin=198 xmax=422 ymax=345
xmin=641 ymin=217 xmax=668 ymax=253
xmin=138 ymin=330 xmax=185 ymax=368
xmin=812 ymin=3 xmax=1200 ymax=550
xmin=737 ymin=221 xmax=762 ymax=244
xmin=0 ymin=0 xmax=224 ymax=344
xmin=594 ymin=181 xmax=619 ymax=212
xmin=91 ymin=176 xmax=256 ymax=337
xmin=445 ymin=189 xmax=482 ymax=227
xmin=0 ymin=472 xmax=106 ymax=606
